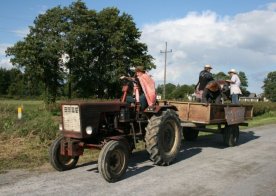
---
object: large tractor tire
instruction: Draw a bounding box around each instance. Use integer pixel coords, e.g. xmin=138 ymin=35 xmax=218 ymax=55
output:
xmin=98 ymin=140 xmax=129 ymax=183
xmin=223 ymin=125 xmax=239 ymax=147
xmin=183 ymin=127 xmax=199 ymax=141
xmin=145 ymin=109 xmax=182 ymax=166
xmin=49 ymin=136 xmax=79 ymax=171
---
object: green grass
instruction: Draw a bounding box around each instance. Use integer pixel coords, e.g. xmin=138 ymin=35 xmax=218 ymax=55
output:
xmin=0 ymin=100 xmax=276 ymax=173
xmin=246 ymin=111 xmax=276 ymax=128
xmin=0 ymin=100 xmax=60 ymax=172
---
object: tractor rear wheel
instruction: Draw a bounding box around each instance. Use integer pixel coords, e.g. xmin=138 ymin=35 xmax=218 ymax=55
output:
xmin=49 ymin=136 xmax=79 ymax=171
xmin=223 ymin=125 xmax=239 ymax=147
xmin=145 ymin=109 xmax=182 ymax=166
xmin=98 ymin=140 xmax=129 ymax=183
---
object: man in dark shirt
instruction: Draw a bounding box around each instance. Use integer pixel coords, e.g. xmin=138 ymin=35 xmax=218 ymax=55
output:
xmin=195 ymin=64 xmax=214 ymax=102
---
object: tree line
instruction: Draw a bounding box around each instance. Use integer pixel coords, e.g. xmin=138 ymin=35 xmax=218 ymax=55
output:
xmin=0 ymin=68 xmax=43 ymax=98
xmin=2 ymin=65 xmax=276 ymax=102
xmin=2 ymin=0 xmax=276 ymax=102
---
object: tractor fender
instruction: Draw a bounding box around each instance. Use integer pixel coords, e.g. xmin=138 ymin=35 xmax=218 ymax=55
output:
xmin=144 ymin=105 xmax=178 ymax=114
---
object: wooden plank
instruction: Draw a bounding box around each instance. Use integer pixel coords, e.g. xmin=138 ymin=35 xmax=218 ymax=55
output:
xmin=224 ymin=107 xmax=245 ymax=125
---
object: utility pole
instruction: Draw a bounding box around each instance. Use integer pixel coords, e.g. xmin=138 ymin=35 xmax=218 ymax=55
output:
xmin=160 ymin=42 xmax=172 ymax=99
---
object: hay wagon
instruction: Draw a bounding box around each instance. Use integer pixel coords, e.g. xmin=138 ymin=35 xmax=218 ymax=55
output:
xmin=165 ymin=101 xmax=253 ymax=146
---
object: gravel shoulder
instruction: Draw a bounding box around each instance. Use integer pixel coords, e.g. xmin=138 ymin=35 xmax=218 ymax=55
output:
xmin=1 ymin=124 xmax=276 ymax=196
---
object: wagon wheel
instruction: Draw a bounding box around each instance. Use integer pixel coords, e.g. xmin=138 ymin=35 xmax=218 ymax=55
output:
xmin=49 ymin=136 xmax=79 ymax=171
xmin=183 ymin=127 xmax=199 ymax=141
xmin=145 ymin=109 xmax=182 ymax=166
xmin=223 ymin=125 xmax=240 ymax=147
xmin=98 ymin=140 xmax=129 ymax=183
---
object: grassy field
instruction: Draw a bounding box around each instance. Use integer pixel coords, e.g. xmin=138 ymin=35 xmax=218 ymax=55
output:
xmin=0 ymin=100 xmax=276 ymax=173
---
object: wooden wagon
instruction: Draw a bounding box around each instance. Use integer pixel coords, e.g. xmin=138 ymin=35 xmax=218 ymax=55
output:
xmin=166 ymin=101 xmax=254 ymax=146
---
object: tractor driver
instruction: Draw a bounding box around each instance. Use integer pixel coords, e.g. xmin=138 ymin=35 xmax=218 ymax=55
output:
xmin=120 ymin=66 xmax=156 ymax=110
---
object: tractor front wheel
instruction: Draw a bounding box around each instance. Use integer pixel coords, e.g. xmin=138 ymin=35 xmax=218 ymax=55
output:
xmin=49 ymin=136 xmax=79 ymax=171
xmin=98 ymin=140 xmax=129 ymax=183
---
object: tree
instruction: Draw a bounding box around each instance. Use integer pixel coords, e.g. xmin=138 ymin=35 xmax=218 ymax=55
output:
xmin=156 ymin=83 xmax=176 ymax=99
xmin=238 ymin=71 xmax=250 ymax=96
xmin=0 ymin=68 xmax=31 ymax=97
xmin=170 ymin=84 xmax=194 ymax=100
xmin=0 ymin=68 xmax=11 ymax=95
xmin=90 ymin=7 xmax=154 ymax=98
xmin=6 ymin=6 xmax=68 ymax=103
xmin=7 ymin=69 xmax=25 ymax=97
xmin=6 ymin=0 xmax=154 ymax=103
xmin=263 ymin=71 xmax=276 ymax=102
xmin=213 ymin=72 xmax=228 ymax=81
xmin=156 ymin=83 xmax=195 ymax=100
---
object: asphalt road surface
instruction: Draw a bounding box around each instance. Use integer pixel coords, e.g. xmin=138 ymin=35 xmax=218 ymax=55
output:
xmin=1 ymin=124 xmax=276 ymax=196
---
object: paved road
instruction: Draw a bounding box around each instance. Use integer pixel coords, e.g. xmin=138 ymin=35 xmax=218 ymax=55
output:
xmin=1 ymin=124 xmax=276 ymax=196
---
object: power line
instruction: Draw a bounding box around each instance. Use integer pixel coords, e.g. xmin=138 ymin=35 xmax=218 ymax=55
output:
xmin=160 ymin=41 xmax=172 ymax=99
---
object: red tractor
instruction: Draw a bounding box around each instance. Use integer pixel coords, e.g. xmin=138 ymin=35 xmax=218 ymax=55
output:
xmin=49 ymin=78 xmax=182 ymax=182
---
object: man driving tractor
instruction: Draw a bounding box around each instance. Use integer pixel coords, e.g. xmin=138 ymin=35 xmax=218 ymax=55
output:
xmin=120 ymin=66 xmax=156 ymax=110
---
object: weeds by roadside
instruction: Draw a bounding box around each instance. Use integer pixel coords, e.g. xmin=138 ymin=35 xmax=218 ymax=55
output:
xmin=0 ymin=101 xmax=59 ymax=172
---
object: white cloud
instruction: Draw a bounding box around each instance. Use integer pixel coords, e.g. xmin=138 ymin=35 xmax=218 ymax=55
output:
xmin=12 ymin=28 xmax=29 ymax=38
xmin=0 ymin=44 xmax=13 ymax=69
xmin=0 ymin=57 xmax=12 ymax=69
xmin=267 ymin=2 xmax=276 ymax=11
xmin=0 ymin=44 xmax=11 ymax=55
xmin=141 ymin=3 xmax=276 ymax=94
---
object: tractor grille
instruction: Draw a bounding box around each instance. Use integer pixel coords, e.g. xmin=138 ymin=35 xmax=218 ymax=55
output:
xmin=62 ymin=105 xmax=81 ymax=132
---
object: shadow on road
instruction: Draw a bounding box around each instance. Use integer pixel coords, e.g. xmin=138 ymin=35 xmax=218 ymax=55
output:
xmin=77 ymin=161 xmax=98 ymax=169
xmin=182 ymin=131 xmax=260 ymax=149
xmin=123 ymin=130 xmax=260 ymax=180
xmin=79 ymin=130 xmax=259 ymax=181
xmin=238 ymin=131 xmax=260 ymax=145
xmin=123 ymin=150 xmax=154 ymax=180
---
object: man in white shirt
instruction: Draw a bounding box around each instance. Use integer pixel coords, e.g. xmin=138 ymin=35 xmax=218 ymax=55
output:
xmin=226 ymin=69 xmax=242 ymax=104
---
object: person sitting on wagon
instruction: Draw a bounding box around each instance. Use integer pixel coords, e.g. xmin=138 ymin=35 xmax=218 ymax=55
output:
xmin=201 ymin=80 xmax=222 ymax=104
xmin=120 ymin=66 xmax=156 ymax=110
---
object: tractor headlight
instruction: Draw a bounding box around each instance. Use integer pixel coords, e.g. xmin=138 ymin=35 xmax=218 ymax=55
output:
xmin=59 ymin=124 xmax=63 ymax=131
xmin=86 ymin=126 xmax=93 ymax=135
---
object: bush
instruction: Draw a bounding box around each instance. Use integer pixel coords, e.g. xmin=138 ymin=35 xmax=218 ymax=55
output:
xmin=242 ymin=102 xmax=276 ymax=116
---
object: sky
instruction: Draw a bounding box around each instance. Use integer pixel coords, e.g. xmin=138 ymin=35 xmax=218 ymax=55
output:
xmin=1 ymin=0 xmax=276 ymax=94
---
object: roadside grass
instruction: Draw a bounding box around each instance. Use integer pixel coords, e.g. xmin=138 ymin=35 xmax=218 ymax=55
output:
xmin=0 ymin=135 xmax=49 ymax=173
xmin=0 ymin=100 xmax=59 ymax=173
xmin=246 ymin=111 xmax=276 ymax=128
xmin=0 ymin=100 xmax=275 ymax=173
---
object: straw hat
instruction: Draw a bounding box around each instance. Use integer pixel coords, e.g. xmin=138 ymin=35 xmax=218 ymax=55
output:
xmin=204 ymin=64 xmax=212 ymax=69
xmin=228 ymin=69 xmax=237 ymax=74
xmin=135 ymin=66 xmax=145 ymax=72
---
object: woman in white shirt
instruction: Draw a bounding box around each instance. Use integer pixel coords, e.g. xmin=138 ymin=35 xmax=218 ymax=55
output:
xmin=226 ymin=69 xmax=242 ymax=104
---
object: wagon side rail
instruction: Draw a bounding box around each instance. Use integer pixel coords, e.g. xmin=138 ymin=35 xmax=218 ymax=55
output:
xmin=167 ymin=101 xmax=253 ymax=125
